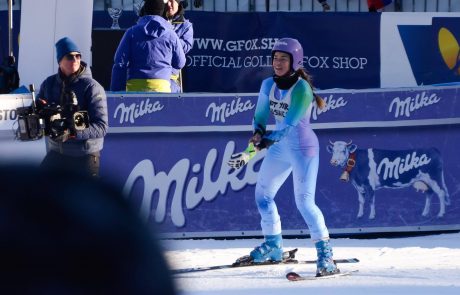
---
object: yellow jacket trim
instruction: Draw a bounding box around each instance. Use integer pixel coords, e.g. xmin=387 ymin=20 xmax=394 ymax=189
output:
xmin=126 ymin=79 xmax=171 ymax=92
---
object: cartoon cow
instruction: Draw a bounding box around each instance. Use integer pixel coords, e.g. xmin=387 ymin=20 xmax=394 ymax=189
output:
xmin=327 ymin=140 xmax=450 ymax=219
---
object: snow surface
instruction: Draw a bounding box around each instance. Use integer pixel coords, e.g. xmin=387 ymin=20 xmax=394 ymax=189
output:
xmin=162 ymin=232 xmax=460 ymax=295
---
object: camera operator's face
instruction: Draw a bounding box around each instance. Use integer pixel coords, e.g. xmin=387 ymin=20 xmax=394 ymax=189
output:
xmin=59 ymin=52 xmax=81 ymax=76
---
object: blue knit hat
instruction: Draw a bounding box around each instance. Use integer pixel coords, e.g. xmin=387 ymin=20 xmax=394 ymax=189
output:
xmin=55 ymin=37 xmax=80 ymax=63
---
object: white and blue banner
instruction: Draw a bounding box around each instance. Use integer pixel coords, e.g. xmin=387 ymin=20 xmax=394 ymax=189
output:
xmin=1 ymin=86 xmax=459 ymax=237
xmin=100 ymin=85 xmax=460 ymax=238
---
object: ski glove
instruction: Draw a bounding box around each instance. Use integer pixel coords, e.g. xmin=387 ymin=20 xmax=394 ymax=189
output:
xmin=227 ymin=152 xmax=250 ymax=169
xmin=228 ymin=143 xmax=257 ymax=169
xmin=255 ymin=138 xmax=275 ymax=150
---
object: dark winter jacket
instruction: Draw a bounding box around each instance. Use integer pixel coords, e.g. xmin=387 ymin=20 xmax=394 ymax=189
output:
xmin=37 ymin=62 xmax=108 ymax=156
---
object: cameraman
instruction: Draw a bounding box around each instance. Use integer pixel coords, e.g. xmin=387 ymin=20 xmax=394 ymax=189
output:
xmin=37 ymin=37 xmax=108 ymax=177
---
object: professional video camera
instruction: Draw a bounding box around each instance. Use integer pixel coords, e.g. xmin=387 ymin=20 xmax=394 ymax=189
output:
xmin=16 ymin=84 xmax=89 ymax=141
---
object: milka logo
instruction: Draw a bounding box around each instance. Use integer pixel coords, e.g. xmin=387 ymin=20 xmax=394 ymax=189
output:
xmin=205 ymin=97 xmax=255 ymax=123
xmin=311 ymin=94 xmax=347 ymax=120
xmin=122 ymin=141 xmax=262 ymax=227
xmin=114 ymin=98 xmax=164 ymax=124
xmin=377 ymin=151 xmax=431 ymax=180
xmin=389 ymin=92 xmax=441 ymax=119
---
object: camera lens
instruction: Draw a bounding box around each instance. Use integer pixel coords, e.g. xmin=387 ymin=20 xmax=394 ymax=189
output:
xmin=74 ymin=114 xmax=83 ymax=125
xmin=73 ymin=112 xmax=88 ymax=131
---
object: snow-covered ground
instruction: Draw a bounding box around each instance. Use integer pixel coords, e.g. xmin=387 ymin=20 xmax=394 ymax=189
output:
xmin=163 ymin=232 xmax=460 ymax=295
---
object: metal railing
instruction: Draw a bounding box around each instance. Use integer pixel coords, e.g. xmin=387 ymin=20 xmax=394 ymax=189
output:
xmin=1 ymin=0 xmax=459 ymax=12
xmin=181 ymin=0 xmax=459 ymax=12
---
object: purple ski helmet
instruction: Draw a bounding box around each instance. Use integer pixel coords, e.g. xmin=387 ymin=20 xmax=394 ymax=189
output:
xmin=271 ymin=38 xmax=304 ymax=71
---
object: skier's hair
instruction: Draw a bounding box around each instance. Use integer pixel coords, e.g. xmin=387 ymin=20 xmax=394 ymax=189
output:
xmin=295 ymin=68 xmax=326 ymax=110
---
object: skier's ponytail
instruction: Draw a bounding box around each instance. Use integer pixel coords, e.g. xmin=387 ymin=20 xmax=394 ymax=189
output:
xmin=295 ymin=68 xmax=326 ymax=110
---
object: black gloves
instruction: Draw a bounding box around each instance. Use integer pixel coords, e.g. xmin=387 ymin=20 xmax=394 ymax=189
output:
xmin=255 ymin=138 xmax=275 ymax=150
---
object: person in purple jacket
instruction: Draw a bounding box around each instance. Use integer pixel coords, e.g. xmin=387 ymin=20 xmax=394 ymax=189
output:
xmin=163 ymin=0 xmax=194 ymax=93
xmin=37 ymin=37 xmax=108 ymax=177
xmin=110 ymin=0 xmax=185 ymax=92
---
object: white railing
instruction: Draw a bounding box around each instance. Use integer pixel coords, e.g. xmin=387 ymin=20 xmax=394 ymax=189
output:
xmin=181 ymin=0 xmax=460 ymax=12
xmin=1 ymin=0 xmax=459 ymax=12
xmin=96 ymin=0 xmax=460 ymax=12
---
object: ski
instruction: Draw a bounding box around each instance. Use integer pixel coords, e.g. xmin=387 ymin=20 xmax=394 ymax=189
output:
xmin=286 ymin=269 xmax=359 ymax=281
xmin=171 ymin=248 xmax=359 ymax=275
xmin=171 ymin=248 xmax=299 ymax=275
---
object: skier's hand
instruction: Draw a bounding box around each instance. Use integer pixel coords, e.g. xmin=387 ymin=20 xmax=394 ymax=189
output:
xmin=250 ymin=132 xmax=262 ymax=146
xmin=255 ymin=138 xmax=274 ymax=150
xmin=228 ymin=152 xmax=250 ymax=169
xmin=228 ymin=142 xmax=257 ymax=169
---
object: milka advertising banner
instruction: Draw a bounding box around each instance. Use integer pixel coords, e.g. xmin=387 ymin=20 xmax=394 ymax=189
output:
xmin=101 ymin=85 xmax=460 ymax=237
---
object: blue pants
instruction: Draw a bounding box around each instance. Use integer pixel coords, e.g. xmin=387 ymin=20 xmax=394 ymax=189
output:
xmin=255 ymin=141 xmax=329 ymax=240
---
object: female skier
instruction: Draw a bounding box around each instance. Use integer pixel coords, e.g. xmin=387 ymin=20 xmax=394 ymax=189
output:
xmin=230 ymin=38 xmax=339 ymax=277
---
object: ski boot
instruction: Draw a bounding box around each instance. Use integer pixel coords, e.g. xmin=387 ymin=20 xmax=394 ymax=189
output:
xmin=315 ymin=239 xmax=340 ymax=277
xmin=250 ymin=234 xmax=283 ymax=263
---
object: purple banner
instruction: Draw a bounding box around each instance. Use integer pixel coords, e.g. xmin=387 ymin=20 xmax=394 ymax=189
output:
xmin=108 ymin=87 xmax=460 ymax=129
xmin=101 ymin=85 xmax=460 ymax=237
xmin=108 ymin=94 xmax=258 ymax=128
xmin=181 ymin=12 xmax=381 ymax=92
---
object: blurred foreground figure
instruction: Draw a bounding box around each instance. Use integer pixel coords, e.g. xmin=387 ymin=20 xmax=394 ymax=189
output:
xmin=0 ymin=165 xmax=176 ymax=295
